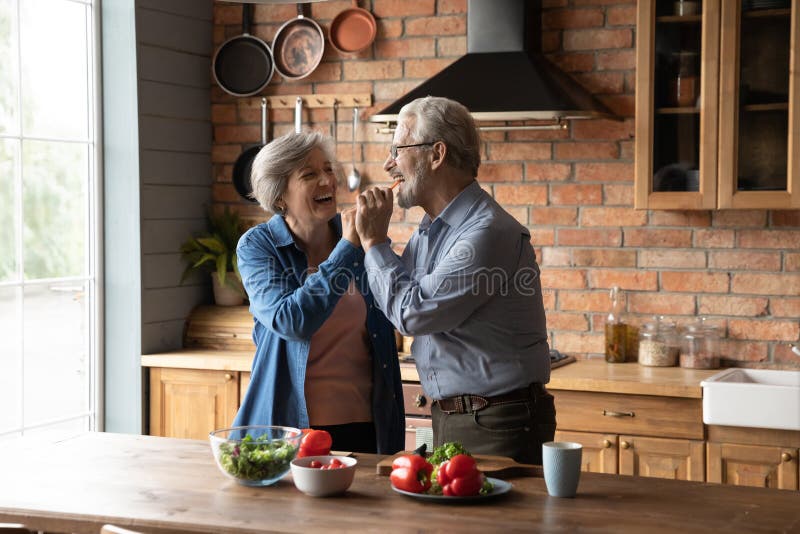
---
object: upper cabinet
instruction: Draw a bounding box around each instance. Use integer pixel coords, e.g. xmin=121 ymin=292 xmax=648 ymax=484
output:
xmin=635 ymin=0 xmax=800 ymax=210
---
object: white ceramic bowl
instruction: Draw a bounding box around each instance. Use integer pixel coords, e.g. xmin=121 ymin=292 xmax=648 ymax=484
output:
xmin=290 ymin=455 xmax=357 ymax=497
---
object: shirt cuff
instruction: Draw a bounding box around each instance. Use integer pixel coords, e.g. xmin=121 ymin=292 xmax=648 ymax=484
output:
xmin=364 ymin=241 xmax=396 ymax=270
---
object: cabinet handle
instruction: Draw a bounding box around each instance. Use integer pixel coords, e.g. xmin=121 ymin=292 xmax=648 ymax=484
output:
xmin=603 ymin=410 xmax=635 ymax=418
xmin=781 ymin=452 xmax=793 ymax=462
xmin=224 ymin=373 xmax=233 ymax=381
xmin=413 ymin=394 xmax=427 ymax=408
xmin=602 ymin=439 xmax=612 ymax=449
xmin=620 ymin=440 xmax=631 ymax=450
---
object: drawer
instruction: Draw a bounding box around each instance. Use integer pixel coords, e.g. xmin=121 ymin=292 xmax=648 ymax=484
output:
xmin=552 ymin=390 xmax=704 ymax=440
xmin=402 ymin=383 xmax=433 ymax=417
xmin=405 ymin=416 xmax=432 ymax=451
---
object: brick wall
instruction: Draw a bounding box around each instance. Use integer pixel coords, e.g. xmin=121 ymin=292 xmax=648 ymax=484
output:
xmin=210 ymin=0 xmax=800 ymax=368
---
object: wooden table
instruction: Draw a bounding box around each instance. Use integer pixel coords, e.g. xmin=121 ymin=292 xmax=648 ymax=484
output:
xmin=1 ymin=433 xmax=798 ymax=534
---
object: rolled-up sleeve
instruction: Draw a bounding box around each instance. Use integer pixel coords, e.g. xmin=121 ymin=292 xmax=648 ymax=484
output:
xmin=365 ymin=225 xmax=516 ymax=336
xmin=239 ymin=235 xmax=363 ymax=341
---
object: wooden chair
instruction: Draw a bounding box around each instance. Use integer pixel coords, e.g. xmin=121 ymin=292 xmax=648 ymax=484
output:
xmin=100 ymin=525 xmax=143 ymax=534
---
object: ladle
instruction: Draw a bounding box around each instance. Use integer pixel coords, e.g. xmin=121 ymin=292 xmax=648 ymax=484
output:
xmin=347 ymin=106 xmax=361 ymax=192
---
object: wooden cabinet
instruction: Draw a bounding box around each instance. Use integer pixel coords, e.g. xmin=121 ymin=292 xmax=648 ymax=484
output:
xmin=551 ymin=390 xmax=706 ymax=481
xmin=635 ymin=0 xmax=800 ymax=209
xmin=619 ymin=435 xmax=705 ymax=481
xmin=707 ymin=443 xmax=799 ymax=489
xmin=554 ymin=430 xmax=618 ymax=474
xmin=149 ymin=368 xmax=239 ymax=440
xmin=706 ymin=425 xmax=800 ymax=490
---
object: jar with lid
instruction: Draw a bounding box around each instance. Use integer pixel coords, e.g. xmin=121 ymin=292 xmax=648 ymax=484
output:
xmin=669 ymin=51 xmax=699 ymax=107
xmin=604 ymin=286 xmax=627 ymax=363
xmin=680 ymin=318 xmax=720 ymax=369
xmin=638 ymin=317 xmax=679 ymax=367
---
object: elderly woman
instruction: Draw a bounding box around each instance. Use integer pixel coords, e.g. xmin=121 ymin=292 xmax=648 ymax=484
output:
xmin=232 ymin=131 xmax=404 ymax=454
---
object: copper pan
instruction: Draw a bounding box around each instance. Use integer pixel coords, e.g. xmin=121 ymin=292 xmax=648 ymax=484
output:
xmin=329 ymin=0 xmax=377 ymax=54
xmin=272 ymin=3 xmax=325 ymax=80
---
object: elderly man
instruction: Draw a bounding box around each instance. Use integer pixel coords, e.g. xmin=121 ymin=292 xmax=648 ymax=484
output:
xmin=355 ymin=96 xmax=555 ymax=464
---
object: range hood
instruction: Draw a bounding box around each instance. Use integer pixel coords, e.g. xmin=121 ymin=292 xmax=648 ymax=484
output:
xmin=370 ymin=0 xmax=615 ymax=126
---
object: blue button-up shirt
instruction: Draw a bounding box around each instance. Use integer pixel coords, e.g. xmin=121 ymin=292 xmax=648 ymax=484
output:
xmin=365 ymin=181 xmax=550 ymax=400
xmin=233 ymin=214 xmax=404 ymax=454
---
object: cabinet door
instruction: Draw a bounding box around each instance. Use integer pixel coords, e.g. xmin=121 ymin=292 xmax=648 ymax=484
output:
xmin=555 ymin=430 xmax=618 ymax=474
xmin=707 ymin=442 xmax=799 ymax=490
xmin=619 ymin=435 xmax=705 ymax=481
xmin=150 ymin=368 xmax=239 ymax=440
xmin=718 ymin=0 xmax=800 ymax=208
xmin=635 ymin=0 xmax=721 ymax=209
xmin=239 ymin=372 xmax=251 ymax=406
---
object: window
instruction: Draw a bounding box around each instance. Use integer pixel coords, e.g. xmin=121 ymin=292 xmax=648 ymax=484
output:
xmin=0 ymin=0 xmax=100 ymax=438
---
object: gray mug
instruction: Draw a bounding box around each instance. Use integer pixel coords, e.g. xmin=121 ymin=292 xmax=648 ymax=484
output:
xmin=542 ymin=441 xmax=582 ymax=498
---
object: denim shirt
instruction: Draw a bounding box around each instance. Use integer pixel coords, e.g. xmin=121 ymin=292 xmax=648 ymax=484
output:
xmin=232 ymin=213 xmax=405 ymax=454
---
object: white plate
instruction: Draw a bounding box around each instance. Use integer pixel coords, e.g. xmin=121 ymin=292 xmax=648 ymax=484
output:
xmin=391 ymin=477 xmax=512 ymax=503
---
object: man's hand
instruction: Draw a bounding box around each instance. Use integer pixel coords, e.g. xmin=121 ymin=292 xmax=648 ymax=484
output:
xmin=356 ymin=186 xmax=393 ymax=251
xmin=340 ymin=207 xmax=360 ymax=247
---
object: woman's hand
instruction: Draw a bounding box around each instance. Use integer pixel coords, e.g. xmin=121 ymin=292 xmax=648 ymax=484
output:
xmin=341 ymin=207 xmax=360 ymax=247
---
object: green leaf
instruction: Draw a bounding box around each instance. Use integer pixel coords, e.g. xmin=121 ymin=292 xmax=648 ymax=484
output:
xmin=192 ymin=253 xmax=216 ymax=269
xmin=197 ymin=236 xmax=225 ymax=254
xmin=216 ymin=252 xmax=228 ymax=286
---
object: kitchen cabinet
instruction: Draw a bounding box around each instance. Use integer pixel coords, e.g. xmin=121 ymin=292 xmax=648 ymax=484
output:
xmin=149 ymin=367 xmax=239 ymax=440
xmin=551 ymin=390 xmax=706 ymax=481
xmin=706 ymin=424 xmax=800 ymax=490
xmin=635 ymin=0 xmax=800 ymax=209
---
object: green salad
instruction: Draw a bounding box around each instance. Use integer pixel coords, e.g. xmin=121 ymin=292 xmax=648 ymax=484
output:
xmin=217 ymin=434 xmax=298 ymax=481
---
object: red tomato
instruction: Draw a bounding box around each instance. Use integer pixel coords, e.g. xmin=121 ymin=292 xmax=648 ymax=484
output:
xmin=308 ymin=460 xmax=323 ymax=469
xmin=300 ymin=429 xmax=332 ymax=454
xmin=329 ymin=458 xmax=343 ymax=468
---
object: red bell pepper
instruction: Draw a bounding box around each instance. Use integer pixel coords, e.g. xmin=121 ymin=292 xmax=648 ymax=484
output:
xmin=390 ymin=454 xmax=434 ymax=493
xmin=436 ymin=454 xmax=483 ymax=497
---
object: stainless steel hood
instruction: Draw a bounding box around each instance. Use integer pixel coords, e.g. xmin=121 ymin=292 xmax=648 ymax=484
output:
xmin=370 ymin=0 xmax=615 ymax=126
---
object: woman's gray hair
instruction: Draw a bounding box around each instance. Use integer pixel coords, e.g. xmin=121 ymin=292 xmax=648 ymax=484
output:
xmin=398 ymin=96 xmax=481 ymax=177
xmin=250 ymin=131 xmax=338 ymax=214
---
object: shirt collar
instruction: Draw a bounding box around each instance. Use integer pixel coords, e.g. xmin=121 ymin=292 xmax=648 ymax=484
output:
xmin=267 ymin=212 xmax=342 ymax=247
xmin=419 ymin=180 xmax=481 ymax=232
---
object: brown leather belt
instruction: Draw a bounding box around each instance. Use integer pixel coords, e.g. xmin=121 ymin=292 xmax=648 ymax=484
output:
xmin=435 ymin=383 xmax=545 ymax=414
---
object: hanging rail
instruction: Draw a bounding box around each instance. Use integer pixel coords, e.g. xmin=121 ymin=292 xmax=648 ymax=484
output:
xmin=245 ymin=93 xmax=372 ymax=109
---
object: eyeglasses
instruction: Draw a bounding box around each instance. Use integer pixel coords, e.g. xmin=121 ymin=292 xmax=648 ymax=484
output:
xmin=389 ymin=142 xmax=435 ymax=160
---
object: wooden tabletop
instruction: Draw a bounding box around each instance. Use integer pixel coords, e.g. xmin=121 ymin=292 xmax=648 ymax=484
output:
xmin=1 ymin=432 xmax=798 ymax=534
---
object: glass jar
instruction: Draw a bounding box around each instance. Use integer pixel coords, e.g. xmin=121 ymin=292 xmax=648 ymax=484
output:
xmin=681 ymin=320 xmax=720 ymax=369
xmin=669 ymin=51 xmax=699 ymax=107
xmin=638 ymin=318 xmax=678 ymax=367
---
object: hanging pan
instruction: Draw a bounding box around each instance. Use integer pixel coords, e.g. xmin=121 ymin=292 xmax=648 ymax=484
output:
xmin=213 ymin=4 xmax=275 ymax=97
xmin=272 ymin=3 xmax=325 ymax=80
xmin=329 ymin=0 xmax=377 ymax=54
xmin=232 ymin=98 xmax=268 ymax=203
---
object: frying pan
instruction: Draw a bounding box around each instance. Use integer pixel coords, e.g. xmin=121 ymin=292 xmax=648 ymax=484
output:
xmin=232 ymin=98 xmax=268 ymax=203
xmin=213 ymin=4 xmax=275 ymax=97
xmin=272 ymin=4 xmax=325 ymax=80
xmin=329 ymin=0 xmax=377 ymax=54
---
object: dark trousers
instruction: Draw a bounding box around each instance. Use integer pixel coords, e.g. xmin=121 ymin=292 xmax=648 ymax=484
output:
xmin=431 ymin=385 xmax=557 ymax=464
xmin=313 ymin=422 xmax=377 ymax=454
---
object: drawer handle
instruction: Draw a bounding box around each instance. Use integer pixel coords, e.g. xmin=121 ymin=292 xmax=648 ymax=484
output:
xmin=782 ymin=452 xmax=793 ymax=462
xmin=224 ymin=373 xmax=233 ymax=381
xmin=602 ymin=439 xmax=612 ymax=449
xmin=603 ymin=410 xmax=635 ymax=418
xmin=620 ymin=440 xmax=631 ymax=450
xmin=413 ymin=394 xmax=427 ymax=408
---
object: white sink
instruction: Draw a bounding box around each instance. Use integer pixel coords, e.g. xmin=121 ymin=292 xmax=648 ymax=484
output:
xmin=701 ymin=368 xmax=800 ymax=431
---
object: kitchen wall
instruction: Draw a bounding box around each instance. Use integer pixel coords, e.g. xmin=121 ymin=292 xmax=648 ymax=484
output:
xmin=138 ymin=0 xmax=214 ymax=354
xmin=210 ymin=0 xmax=800 ymax=368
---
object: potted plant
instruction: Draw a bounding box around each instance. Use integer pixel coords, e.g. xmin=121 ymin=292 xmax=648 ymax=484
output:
xmin=180 ymin=207 xmax=246 ymax=306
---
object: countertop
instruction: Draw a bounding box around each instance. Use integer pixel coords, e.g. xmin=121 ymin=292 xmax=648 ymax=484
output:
xmin=142 ymin=350 xmax=719 ymax=398
xmin=1 ymin=432 xmax=797 ymax=534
